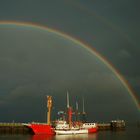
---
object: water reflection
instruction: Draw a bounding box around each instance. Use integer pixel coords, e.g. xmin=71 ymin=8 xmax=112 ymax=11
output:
xmin=31 ymin=135 xmax=54 ymax=140
xmin=55 ymin=134 xmax=97 ymax=140
xmin=31 ymin=134 xmax=97 ymax=140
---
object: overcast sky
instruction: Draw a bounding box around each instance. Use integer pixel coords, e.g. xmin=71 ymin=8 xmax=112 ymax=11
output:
xmin=0 ymin=0 xmax=140 ymax=122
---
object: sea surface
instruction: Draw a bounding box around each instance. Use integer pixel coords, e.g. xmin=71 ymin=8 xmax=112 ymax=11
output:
xmin=0 ymin=125 xmax=140 ymax=140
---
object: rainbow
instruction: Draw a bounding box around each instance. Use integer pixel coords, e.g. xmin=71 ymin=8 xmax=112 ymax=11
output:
xmin=0 ymin=21 xmax=139 ymax=111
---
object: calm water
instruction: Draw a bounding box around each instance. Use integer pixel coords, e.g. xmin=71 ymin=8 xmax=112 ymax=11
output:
xmin=0 ymin=126 xmax=139 ymax=140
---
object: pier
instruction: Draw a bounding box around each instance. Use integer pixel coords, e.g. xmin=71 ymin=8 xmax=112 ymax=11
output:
xmin=0 ymin=123 xmax=32 ymax=134
xmin=97 ymin=123 xmax=111 ymax=130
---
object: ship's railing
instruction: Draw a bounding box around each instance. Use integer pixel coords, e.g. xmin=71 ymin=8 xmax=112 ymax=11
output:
xmin=30 ymin=122 xmax=48 ymax=125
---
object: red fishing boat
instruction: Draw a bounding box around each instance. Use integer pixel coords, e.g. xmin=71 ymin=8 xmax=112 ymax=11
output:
xmin=24 ymin=93 xmax=98 ymax=135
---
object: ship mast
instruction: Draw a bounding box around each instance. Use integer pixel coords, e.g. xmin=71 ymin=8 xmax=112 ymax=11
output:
xmin=47 ymin=96 xmax=52 ymax=125
xmin=76 ymin=101 xmax=78 ymax=111
xmin=82 ymin=97 xmax=86 ymax=123
xmin=67 ymin=91 xmax=72 ymax=128
xmin=67 ymin=91 xmax=70 ymax=108
xmin=82 ymin=97 xmax=85 ymax=113
xmin=75 ymin=101 xmax=79 ymax=121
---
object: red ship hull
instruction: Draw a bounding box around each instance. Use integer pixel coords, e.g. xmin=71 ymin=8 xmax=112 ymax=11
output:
xmin=25 ymin=123 xmax=98 ymax=135
xmin=88 ymin=127 xmax=98 ymax=133
xmin=27 ymin=123 xmax=55 ymax=135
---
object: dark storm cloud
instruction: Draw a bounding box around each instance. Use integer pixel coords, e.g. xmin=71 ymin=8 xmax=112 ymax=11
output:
xmin=0 ymin=0 xmax=140 ymax=122
xmin=0 ymin=26 xmax=139 ymax=122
